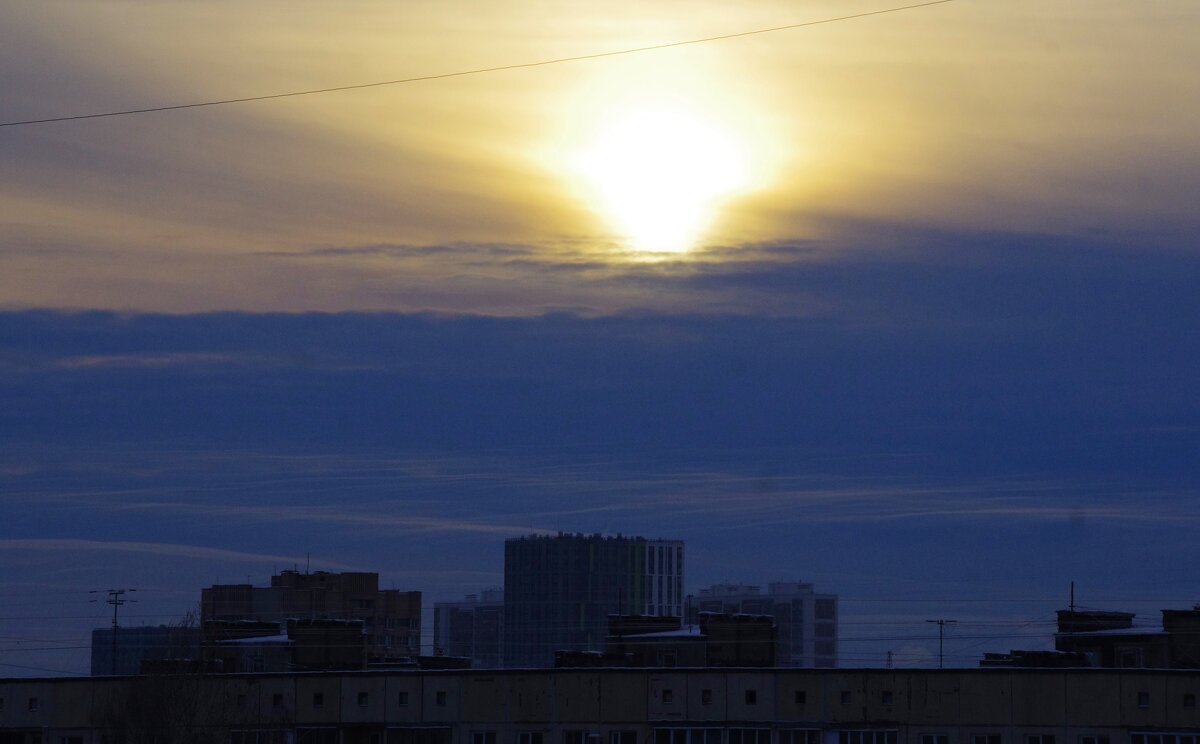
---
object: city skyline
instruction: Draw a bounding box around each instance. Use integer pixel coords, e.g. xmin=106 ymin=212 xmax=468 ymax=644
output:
xmin=3 ymin=0 xmax=1198 ymax=678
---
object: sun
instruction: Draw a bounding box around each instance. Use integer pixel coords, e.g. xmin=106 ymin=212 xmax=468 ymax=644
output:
xmin=574 ymin=104 xmax=751 ymax=254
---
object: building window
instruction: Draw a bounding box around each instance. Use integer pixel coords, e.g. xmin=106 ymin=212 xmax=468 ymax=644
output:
xmin=882 ymin=691 xmax=894 ymax=705
xmin=654 ymin=729 xmax=722 ymax=744
xmin=564 ymin=732 xmax=599 ymax=744
xmin=473 ymin=733 xmax=497 ymax=744
xmin=1131 ymin=734 xmax=1200 ymax=744
xmin=1025 ymin=736 xmax=1055 ymax=744
xmin=1185 ymin=694 xmax=1197 ymax=708
xmin=27 ymin=697 xmax=39 ymax=712
xmin=745 ymin=689 xmax=757 ymax=705
xmin=358 ymin=691 xmax=369 ymax=707
xmin=398 ymin=691 xmax=410 ymax=706
xmin=436 ymin=691 xmax=447 ymax=706
xmin=1079 ymin=736 xmax=1109 ymax=744
xmin=973 ymin=736 xmax=1002 ymax=744
xmin=839 ymin=732 xmax=898 ymax=744
xmin=611 ymin=733 xmax=637 ymax=744
xmin=781 ymin=732 xmax=821 ymax=744
xmin=729 ymin=731 xmax=770 ymax=744
xmin=236 ymin=693 xmax=247 ymax=708
xmin=795 ymin=690 xmax=807 ymax=705
xmin=1138 ymin=691 xmax=1150 ymax=709
xmin=921 ymin=736 xmax=949 ymax=744
xmin=313 ymin=692 xmax=324 ymax=709
xmin=701 ymin=689 xmax=713 ymax=705
xmin=518 ymin=734 xmax=544 ymax=744
xmin=840 ymin=690 xmax=852 ymax=705
xmin=662 ymin=689 xmax=675 ymax=704
xmin=273 ymin=693 xmax=284 ymax=708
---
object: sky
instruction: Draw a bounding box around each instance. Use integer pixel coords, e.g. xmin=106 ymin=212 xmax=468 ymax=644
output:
xmin=1 ymin=0 xmax=1199 ymax=675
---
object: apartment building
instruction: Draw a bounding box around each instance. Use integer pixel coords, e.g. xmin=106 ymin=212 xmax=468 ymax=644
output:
xmin=5 ymin=667 xmax=1200 ymax=744
xmin=504 ymin=533 xmax=684 ymax=668
xmin=434 ymin=590 xmax=504 ymax=668
xmin=200 ymin=570 xmax=421 ymax=661
xmin=692 ymin=582 xmax=838 ymax=668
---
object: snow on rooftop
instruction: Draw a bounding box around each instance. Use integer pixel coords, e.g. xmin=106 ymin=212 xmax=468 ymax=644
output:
xmin=1057 ymin=626 xmax=1166 ymax=637
xmin=220 ymin=634 xmax=293 ymax=645
xmin=618 ymin=626 xmax=705 ymax=639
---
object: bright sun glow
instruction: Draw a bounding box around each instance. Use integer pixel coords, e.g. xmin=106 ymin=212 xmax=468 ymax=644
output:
xmin=575 ymin=105 xmax=751 ymax=254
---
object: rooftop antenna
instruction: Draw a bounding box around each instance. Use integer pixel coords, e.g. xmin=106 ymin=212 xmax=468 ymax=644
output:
xmin=1070 ymin=580 xmax=1076 ymax=612
xmin=90 ymin=588 xmax=137 ymax=676
xmin=925 ymin=618 xmax=957 ymax=669
xmin=306 ymin=552 xmax=311 ymax=574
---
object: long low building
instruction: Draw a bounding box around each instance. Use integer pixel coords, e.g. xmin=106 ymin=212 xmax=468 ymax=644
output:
xmin=2 ymin=668 xmax=1200 ymax=744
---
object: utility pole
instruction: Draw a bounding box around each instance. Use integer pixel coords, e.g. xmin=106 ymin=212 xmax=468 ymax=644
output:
xmin=91 ymin=588 xmax=136 ymax=675
xmin=925 ymin=618 xmax=957 ymax=669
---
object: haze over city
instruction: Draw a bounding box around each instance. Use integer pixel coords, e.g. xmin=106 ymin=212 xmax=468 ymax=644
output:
xmin=1 ymin=0 xmax=1198 ymax=676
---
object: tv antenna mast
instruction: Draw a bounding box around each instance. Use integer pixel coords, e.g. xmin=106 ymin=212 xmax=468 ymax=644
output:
xmin=925 ymin=618 xmax=957 ymax=669
xmin=90 ymin=588 xmax=137 ymax=675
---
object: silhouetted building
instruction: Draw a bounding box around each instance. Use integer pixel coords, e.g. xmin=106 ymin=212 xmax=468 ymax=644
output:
xmin=1054 ymin=608 xmax=1200 ymax=668
xmin=504 ymin=533 xmax=684 ymax=667
xmin=200 ymin=570 xmax=420 ymax=662
xmin=14 ymin=666 xmax=1200 ymax=742
xmin=979 ymin=650 xmax=1091 ymax=668
xmin=980 ymin=607 xmax=1200 ymax=669
xmin=202 ymin=618 xmax=367 ymax=673
xmin=600 ymin=612 xmax=776 ymax=668
xmin=691 ymin=581 xmax=837 ymax=667
xmin=90 ymin=625 xmax=201 ymax=676
xmin=433 ymin=589 xmax=503 ymax=668
xmin=604 ymin=615 xmax=703 ymax=667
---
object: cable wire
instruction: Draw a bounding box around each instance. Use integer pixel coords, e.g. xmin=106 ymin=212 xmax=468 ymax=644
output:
xmin=0 ymin=0 xmax=956 ymax=129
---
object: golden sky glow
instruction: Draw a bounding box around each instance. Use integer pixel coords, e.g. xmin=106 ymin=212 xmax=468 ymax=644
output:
xmin=0 ymin=0 xmax=1197 ymax=311
xmin=574 ymin=103 xmax=750 ymax=253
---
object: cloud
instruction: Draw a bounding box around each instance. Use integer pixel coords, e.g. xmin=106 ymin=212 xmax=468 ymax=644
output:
xmin=112 ymin=501 xmax=555 ymax=538
xmin=0 ymin=539 xmax=350 ymax=568
xmin=52 ymin=352 xmax=246 ymax=370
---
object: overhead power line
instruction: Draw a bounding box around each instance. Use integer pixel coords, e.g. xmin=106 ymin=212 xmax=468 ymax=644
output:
xmin=0 ymin=0 xmax=957 ymax=129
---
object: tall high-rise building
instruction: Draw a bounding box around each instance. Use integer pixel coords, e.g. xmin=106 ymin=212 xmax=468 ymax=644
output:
xmin=691 ymin=581 xmax=838 ymax=667
xmin=200 ymin=570 xmax=420 ymax=661
xmin=433 ymin=589 xmax=504 ymax=668
xmin=503 ymin=533 xmax=684 ymax=668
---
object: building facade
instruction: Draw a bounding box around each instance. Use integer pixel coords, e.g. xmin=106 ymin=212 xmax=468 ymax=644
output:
xmin=5 ymin=667 xmax=1200 ymax=744
xmin=433 ymin=590 xmax=504 ymax=668
xmin=504 ymin=533 xmax=685 ymax=668
xmin=89 ymin=625 xmax=201 ymax=676
xmin=604 ymin=613 xmax=777 ymax=668
xmin=200 ymin=570 xmax=420 ymax=661
xmin=691 ymin=583 xmax=838 ymax=668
